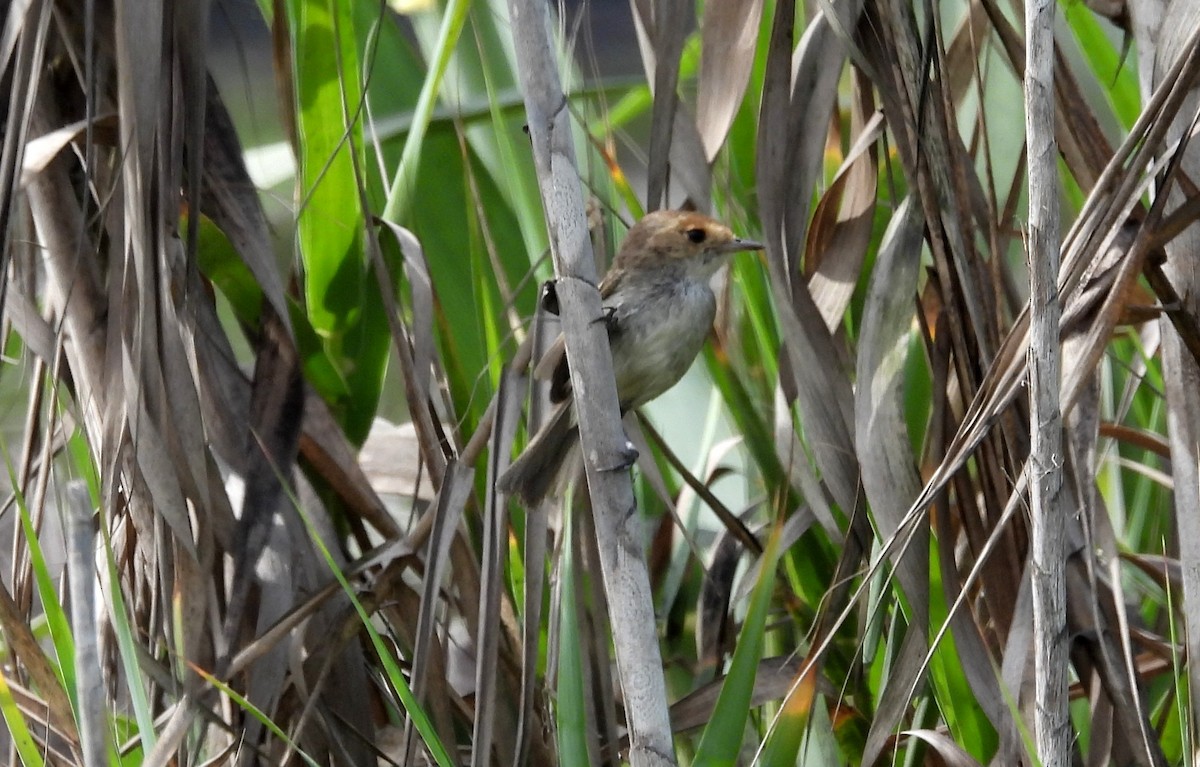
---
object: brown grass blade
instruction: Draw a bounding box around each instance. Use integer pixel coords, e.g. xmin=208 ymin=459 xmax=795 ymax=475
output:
xmin=668 ymin=104 xmax=712 ymax=210
xmin=175 ymin=0 xmax=210 ymax=268
xmin=404 ymin=461 xmax=476 ymax=757
xmin=853 ymin=195 xmax=926 ymax=604
xmin=200 ymin=82 xmax=293 ymax=334
xmin=19 ymin=114 xmax=117 ymax=187
xmin=642 ymin=0 xmax=691 ymax=209
xmin=374 ymin=219 xmax=449 ymax=487
xmin=899 ymin=730 xmax=986 ymax=766
xmin=806 ymin=97 xmax=881 ymax=330
xmin=0 ymin=580 xmax=78 ymax=742
xmin=471 ymin=369 xmax=523 ymax=767
xmin=756 ymin=8 xmax=862 ymax=513
xmin=781 ymin=14 xmax=852 ymax=274
xmin=695 ymin=0 xmax=762 ymax=162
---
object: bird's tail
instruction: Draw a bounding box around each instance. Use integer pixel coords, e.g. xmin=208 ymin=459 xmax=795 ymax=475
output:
xmin=498 ymin=401 xmax=579 ymax=506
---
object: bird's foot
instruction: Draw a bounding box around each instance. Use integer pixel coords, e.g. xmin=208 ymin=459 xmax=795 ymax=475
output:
xmin=592 ymin=305 xmax=618 ymax=333
xmin=599 ymin=440 xmax=639 ymax=472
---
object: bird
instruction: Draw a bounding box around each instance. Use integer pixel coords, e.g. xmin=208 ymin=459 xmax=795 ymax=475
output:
xmin=498 ymin=209 xmax=763 ymax=505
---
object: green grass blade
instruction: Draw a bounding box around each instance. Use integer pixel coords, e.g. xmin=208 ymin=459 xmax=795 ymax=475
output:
xmin=0 ymin=668 xmax=44 ymax=767
xmin=98 ymin=522 xmax=156 ymax=753
xmin=381 ymin=0 xmax=472 ymax=223
xmin=694 ymin=526 xmax=783 ymax=766
xmin=190 ymin=665 xmax=322 ymax=767
xmin=11 ymin=487 xmax=76 ymax=710
xmin=555 ymin=501 xmax=590 ymax=765
xmin=290 ymin=495 xmax=455 ymax=767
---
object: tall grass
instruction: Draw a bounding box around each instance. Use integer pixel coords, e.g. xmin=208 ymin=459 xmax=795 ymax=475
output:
xmin=1 ymin=0 xmax=1198 ymax=764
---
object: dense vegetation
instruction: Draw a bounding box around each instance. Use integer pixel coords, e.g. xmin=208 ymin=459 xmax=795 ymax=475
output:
xmin=2 ymin=0 xmax=1199 ymax=764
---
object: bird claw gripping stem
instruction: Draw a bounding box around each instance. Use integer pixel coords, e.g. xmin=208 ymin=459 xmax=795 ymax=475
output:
xmin=592 ymin=305 xmax=619 ymax=333
xmin=599 ymin=439 xmax=639 ymax=473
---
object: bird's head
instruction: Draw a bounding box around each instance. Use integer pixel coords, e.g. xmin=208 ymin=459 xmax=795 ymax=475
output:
xmin=613 ymin=210 xmax=763 ymax=280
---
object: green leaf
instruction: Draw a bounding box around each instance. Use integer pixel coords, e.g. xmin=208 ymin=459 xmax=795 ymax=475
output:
xmin=287 ymin=0 xmax=386 ymax=443
xmin=0 ymin=669 xmax=44 ymax=767
xmin=15 ymin=489 xmax=76 ymax=710
xmin=381 ymin=0 xmax=472 ymax=223
xmin=555 ymin=501 xmax=590 ymax=766
xmin=1062 ymin=2 xmax=1140 ymax=129
xmin=694 ymin=526 xmax=783 ymax=766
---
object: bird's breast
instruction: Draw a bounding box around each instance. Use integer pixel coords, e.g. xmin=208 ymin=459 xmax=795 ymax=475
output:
xmin=606 ymin=278 xmax=717 ymax=410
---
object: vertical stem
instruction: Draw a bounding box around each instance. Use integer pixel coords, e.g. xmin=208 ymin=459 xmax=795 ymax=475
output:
xmin=67 ymin=482 xmax=105 ymax=767
xmin=505 ymin=1 xmax=677 ymax=764
xmin=1025 ymin=0 xmax=1069 ymax=763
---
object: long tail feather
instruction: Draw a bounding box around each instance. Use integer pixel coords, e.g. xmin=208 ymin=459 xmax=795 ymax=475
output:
xmin=498 ymin=401 xmax=578 ymax=505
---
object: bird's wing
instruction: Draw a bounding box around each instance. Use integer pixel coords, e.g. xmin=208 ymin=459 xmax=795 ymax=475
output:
xmin=533 ymin=273 xmax=624 ymax=403
xmin=532 ymin=334 xmax=570 ymax=402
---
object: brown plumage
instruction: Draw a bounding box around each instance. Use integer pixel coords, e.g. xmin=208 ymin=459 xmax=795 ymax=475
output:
xmin=498 ymin=210 xmax=762 ymax=505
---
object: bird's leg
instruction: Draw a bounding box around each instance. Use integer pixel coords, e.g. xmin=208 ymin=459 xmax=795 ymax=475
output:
xmin=592 ymin=305 xmax=619 ymax=333
xmin=597 ymin=437 xmax=639 ymax=473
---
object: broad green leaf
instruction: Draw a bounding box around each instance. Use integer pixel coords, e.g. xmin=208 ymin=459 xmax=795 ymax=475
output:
xmin=287 ymin=0 xmax=385 ymax=443
xmin=1062 ymin=3 xmax=1140 ymax=130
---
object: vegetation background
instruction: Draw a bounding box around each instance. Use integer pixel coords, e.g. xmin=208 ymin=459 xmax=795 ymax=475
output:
xmin=2 ymin=0 xmax=1199 ymax=764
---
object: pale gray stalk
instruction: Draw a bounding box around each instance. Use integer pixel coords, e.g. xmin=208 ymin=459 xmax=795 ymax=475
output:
xmin=67 ymin=482 xmax=105 ymax=767
xmin=1025 ymin=0 xmax=1069 ymax=763
xmin=504 ymin=0 xmax=677 ymax=763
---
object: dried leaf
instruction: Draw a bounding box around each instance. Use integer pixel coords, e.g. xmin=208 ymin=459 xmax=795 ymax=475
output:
xmin=696 ymin=0 xmax=762 ymax=161
xmin=642 ymin=0 xmax=691 ymax=209
xmin=900 ymin=729 xmax=986 ymax=766
xmin=807 ymin=104 xmax=882 ymax=330
xmin=19 ymin=114 xmax=117 ymax=187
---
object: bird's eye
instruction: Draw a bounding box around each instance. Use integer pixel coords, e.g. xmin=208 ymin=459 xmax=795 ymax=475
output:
xmin=686 ymin=228 xmax=707 ymax=244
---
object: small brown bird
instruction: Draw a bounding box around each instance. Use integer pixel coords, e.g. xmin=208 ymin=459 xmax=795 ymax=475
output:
xmin=498 ymin=209 xmax=763 ymax=505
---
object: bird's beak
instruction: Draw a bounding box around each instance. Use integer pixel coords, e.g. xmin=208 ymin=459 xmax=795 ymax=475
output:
xmin=720 ymin=237 xmax=765 ymax=253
